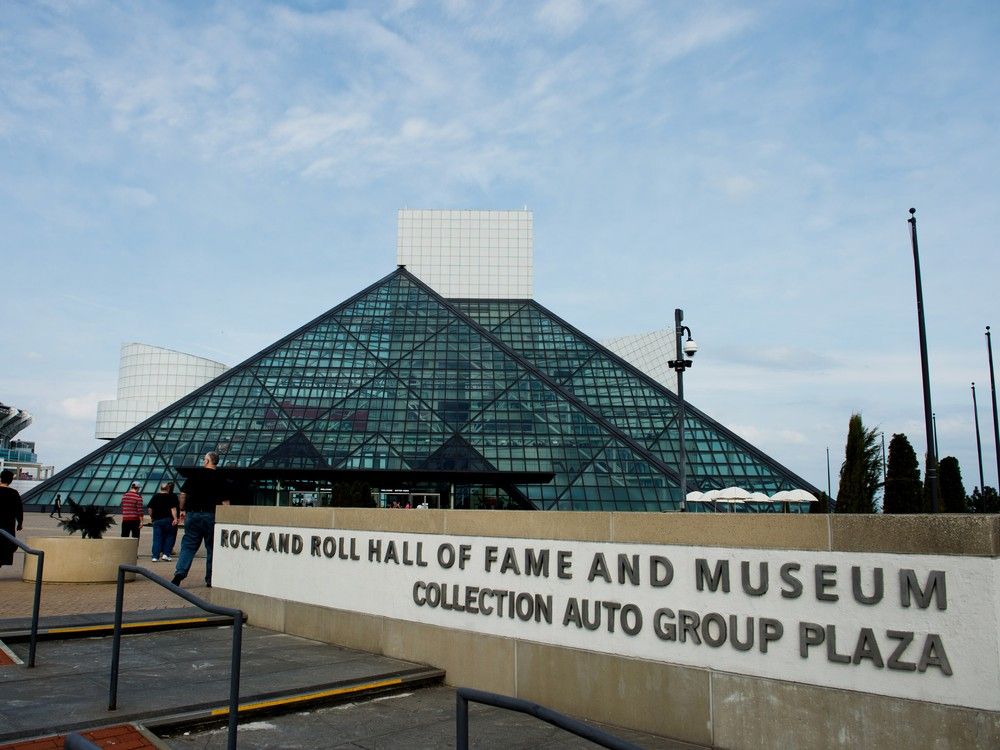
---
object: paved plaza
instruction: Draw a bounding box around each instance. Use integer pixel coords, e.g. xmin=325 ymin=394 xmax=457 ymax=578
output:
xmin=0 ymin=511 xmax=699 ymax=749
xmin=1 ymin=513 xmax=210 ymax=620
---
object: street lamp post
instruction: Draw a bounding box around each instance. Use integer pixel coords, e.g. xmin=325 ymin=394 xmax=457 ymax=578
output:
xmin=907 ymin=208 xmax=938 ymax=511
xmin=668 ymin=308 xmax=698 ymax=511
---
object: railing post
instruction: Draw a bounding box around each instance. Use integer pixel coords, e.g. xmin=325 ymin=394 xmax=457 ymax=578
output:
xmin=227 ymin=611 xmax=243 ymax=750
xmin=104 ymin=563 xmax=242 ymax=745
xmin=456 ymin=690 xmax=469 ymax=750
xmin=456 ymin=687 xmax=641 ymax=750
xmin=27 ymin=549 xmax=43 ymax=667
xmin=0 ymin=530 xmax=44 ymax=668
xmin=65 ymin=732 xmax=101 ymax=750
xmin=108 ymin=565 xmax=126 ymax=710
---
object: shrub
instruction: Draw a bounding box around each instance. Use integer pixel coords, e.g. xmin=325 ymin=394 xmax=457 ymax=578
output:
xmin=58 ymin=498 xmax=117 ymax=539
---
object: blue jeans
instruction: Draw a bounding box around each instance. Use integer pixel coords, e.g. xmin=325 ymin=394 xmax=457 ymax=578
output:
xmin=151 ymin=518 xmax=176 ymax=559
xmin=173 ymin=512 xmax=215 ymax=585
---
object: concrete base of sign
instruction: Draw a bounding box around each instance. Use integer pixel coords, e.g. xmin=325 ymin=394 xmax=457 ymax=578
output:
xmin=22 ymin=536 xmax=138 ymax=583
xmin=210 ymin=508 xmax=1000 ymax=749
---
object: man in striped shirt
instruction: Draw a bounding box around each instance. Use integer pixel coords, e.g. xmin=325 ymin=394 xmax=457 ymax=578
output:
xmin=120 ymin=482 xmax=144 ymax=538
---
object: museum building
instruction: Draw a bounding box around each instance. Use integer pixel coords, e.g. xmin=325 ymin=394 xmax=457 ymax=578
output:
xmin=23 ymin=263 xmax=817 ymax=512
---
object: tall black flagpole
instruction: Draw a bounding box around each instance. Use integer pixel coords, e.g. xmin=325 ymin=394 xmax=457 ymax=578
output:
xmin=972 ymin=382 xmax=985 ymax=492
xmin=908 ymin=208 xmax=938 ymax=510
xmin=987 ymin=326 xmax=1000 ymax=489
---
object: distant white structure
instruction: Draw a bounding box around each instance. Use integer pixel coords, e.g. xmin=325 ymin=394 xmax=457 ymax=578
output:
xmin=1 ymin=402 xmax=53 ymax=491
xmin=600 ymin=329 xmax=678 ymax=391
xmin=395 ymin=209 xmax=674 ymax=387
xmin=397 ymin=209 xmax=533 ymax=298
xmin=95 ymin=343 xmax=228 ymax=439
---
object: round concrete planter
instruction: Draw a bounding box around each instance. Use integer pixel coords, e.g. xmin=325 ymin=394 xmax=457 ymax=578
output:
xmin=22 ymin=536 xmax=139 ymax=583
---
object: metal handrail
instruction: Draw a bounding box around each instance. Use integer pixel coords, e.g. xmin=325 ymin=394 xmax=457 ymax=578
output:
xmin=108 ymin=564 xmax=244 ymax=750
xmin=0 ymin=528 xmax=43 ymax=667
xmin=456 ymin=687 xmax=643 ymax=750
xmin=64 ymin=732 xmax=100 ymax=749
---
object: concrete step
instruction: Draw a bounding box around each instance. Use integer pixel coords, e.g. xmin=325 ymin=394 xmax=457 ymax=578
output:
xmin=0 ymin=611 xmax=241 ymax=643
xmin=145 ymin=665 xmax=445 ymax=735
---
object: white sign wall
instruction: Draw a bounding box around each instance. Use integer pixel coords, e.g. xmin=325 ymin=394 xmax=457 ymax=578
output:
xmin=214 ymin=524 xmax=1000 ymax=710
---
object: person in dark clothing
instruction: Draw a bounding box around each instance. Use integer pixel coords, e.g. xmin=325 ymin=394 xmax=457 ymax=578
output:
xmin=0 ymin=469 xmax=24 ymax=568
xmin=172 ymin=452 xmax=229 ymax=588
xmin=147 ymin=482 xmax=180 ymax=562
xmin=49 ymin=493 xmax=62 ymax=518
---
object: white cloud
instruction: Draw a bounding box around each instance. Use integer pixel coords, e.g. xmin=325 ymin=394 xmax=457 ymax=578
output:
xmin=111 ymin=185 xmax=157 ymax=208
xmin=58 ymin=393 xmax=108 ymax=421
xmin=719 ymin=174 xmax=756 ymax=198
xmin=268 ymin=109 xmax=371 ymax=156
xmin=537 ymin=0 xmax=587 ymax=37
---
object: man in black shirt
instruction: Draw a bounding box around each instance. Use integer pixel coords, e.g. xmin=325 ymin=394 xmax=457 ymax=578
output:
xmin=0 ymin=469 xmax=23 ymax=568
xmin=171 ymin=452 xmax=229 ymax=588
xmin=148 ymin=483 xmax=180 ymax=562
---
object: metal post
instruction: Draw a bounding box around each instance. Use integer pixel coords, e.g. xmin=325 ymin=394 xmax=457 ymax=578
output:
xmin=826 ymin=447 xmax=831 ymax=499
xmin=227 ymin=613 xmax=243 ymax=750
xmin=908 ymin=208 xmax=938 ymax=510
xmin=881 ymin=433 xmax=887 ymax=484
xmin=932 ymin=413 xmax=939 ymax=457
xmin=28 ymin=550 xmax=43 ymax=667
xmin=673 ymin=309 xmax=688 ymax=511
xmin=973 ymin=382 xmax=985 ymax=491
xmin=880 ymin=433 xmax=887 ymax=512
xmin=108 ymin=567 xmax=126 ymax=710
xmin=65 ymin=733 xmax=101 ymax=750
xmin=456 ymin=690 xmax=470 ymax=750
xmin=0 ymin=531 xmax=44 ymax=667
xmin=988 ymin=326 xmax=1000 ymax=488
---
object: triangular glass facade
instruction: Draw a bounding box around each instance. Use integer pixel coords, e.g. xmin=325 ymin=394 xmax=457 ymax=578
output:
xmin=25 ymin=269 xmax=816 ymax=512
xmin=453 ymin=299 xmax=810 ymax=496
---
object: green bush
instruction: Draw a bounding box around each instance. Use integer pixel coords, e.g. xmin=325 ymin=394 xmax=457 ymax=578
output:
xmin=58 ymin=498 xmax=117 ymax=539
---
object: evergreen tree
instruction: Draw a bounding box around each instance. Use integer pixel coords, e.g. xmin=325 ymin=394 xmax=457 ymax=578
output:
xmin=809 ymin=491 xmax=831 ymax=514
xmin=922 ymin=454 xmax=940 ymax=512
xmin=883 ymin=433 xmax=923 ymax=514
xmin=835 ymin=413 xmax=881 ymax=513
xmin=968 ymin=486 xmax=1000 ymax=513
xmin=938 ymin=457 xmax=967 ymax=513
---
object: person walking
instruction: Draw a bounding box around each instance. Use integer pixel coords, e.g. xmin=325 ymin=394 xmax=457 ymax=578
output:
xmin=172 ymin=452 xmax=229 ymax=588
xmin=0 ymin=469 xmax=24 ymax=568
xmin=147 ymin=482 xmax=180 ymax=562
xmin=120 ymin=482 xmax=144 ymax=538
xmin=49 ymin=493 xmax=62 ymax=518
xmin=161 ymin=482 xmax=179 ymax=557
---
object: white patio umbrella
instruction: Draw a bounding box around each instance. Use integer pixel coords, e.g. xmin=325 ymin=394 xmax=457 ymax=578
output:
xmin=704 ymin=487 xmax=751 ymax=511
xmin=785 ymin=489 xmax=819 ymax=503
xmin=771 ymin=489 xmax=819 ymax=512
xmin=746 ymin=492 xmax=773 ymax=512
xmin=714 ymin=487 xmax=753 ymax=502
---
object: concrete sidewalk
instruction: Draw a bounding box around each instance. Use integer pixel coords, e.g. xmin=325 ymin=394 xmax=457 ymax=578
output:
xmin=0 ymin=624 xmax=443 ymax=743
xmin=1 ymin=512 xmax=211 ymax=621
xmin=0 ymin=512 xmax=703 ymax=749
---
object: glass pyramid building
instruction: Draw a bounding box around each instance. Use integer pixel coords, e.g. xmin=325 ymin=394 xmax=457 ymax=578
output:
xmin=24 ymin=268 xmax=817 ymax=512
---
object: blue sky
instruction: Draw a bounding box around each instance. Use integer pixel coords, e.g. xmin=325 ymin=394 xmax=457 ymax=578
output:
xmin=3 ymin=0 xmax=998 ymax=497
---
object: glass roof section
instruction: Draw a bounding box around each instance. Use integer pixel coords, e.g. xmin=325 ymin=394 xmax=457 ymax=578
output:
xmin=25 ymin=268 xmax=816 ymax=512
xmin=451 ymin=299 xmax=814 ymax=496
